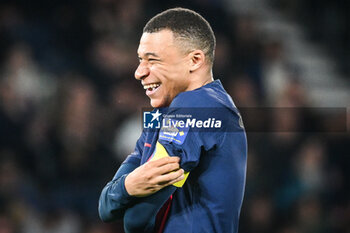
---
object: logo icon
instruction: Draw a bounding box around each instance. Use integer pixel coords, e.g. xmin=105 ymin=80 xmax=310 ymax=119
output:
xmin=143 ymin=109 xmax=162 ymax=129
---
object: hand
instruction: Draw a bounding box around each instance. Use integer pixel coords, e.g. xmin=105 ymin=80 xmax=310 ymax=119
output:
xmin=124 ymin=157 xmax=184 ymax=197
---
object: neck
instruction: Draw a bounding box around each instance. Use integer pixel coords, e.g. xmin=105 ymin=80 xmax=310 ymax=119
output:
xmin=187 ymin=69 xmax=213 ymax=91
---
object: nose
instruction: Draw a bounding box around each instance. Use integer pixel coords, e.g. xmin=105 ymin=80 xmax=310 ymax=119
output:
xmin=135 ymin=62 xmax=150 ymax=80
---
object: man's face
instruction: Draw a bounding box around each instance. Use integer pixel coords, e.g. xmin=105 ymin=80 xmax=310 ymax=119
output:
xmin=135 ymin=30 xmax=191 ymax=108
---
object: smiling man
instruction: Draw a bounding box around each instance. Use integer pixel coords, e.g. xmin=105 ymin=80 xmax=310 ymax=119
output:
xmin=136 ymin=28 xmax=213 ymax=108
xmin=98 ymin=8 xmax=247 ymax=233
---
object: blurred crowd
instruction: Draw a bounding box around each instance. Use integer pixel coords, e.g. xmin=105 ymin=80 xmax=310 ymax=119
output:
xmin=270 ymin=0 xmax=350 ymax=77
xmin=0 ymin=0 xmax=349 ymax=233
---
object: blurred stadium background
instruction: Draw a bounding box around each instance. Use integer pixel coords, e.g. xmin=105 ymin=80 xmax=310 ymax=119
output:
xmin=0 ymin=0 xmax=349 ymax=232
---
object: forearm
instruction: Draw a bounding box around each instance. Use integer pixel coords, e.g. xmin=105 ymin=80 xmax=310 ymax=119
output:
xmin=98 ymin=162 xmax=138 ymax=222
xmin=124 ymin=185 xmax=177 ymax=233
xmin=123 ymin=142 xmax=187 ymax=232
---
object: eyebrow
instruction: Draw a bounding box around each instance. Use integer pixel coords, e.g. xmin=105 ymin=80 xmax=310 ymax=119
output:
xmin=139 ymin=52 xmax=160 ymax=58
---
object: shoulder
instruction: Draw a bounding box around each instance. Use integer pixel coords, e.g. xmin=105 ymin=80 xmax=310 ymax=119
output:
xmin=170 ymin=80 xmax=233 ymax=108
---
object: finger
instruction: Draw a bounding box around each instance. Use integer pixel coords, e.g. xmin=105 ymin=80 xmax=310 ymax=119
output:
xmin=156 ymin=168 xmax=184 ymax=184
xmin=150 ymin=156 xmax=180 ymax=167
xmin=160 ymin=171 xmax=186 ymax=187
xmin=156 ymin=162 xmax=180 ymax=175
xmin=169 ymin=173 xmax=186 ymax=185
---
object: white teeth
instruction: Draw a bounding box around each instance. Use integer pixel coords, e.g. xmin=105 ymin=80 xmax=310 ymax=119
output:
xmin=143 ymin=83 xmax=160 ymax=90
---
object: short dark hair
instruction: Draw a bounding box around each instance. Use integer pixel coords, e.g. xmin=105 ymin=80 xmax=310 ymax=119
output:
xmin=143 ymin=7 xmax=216 ymax=66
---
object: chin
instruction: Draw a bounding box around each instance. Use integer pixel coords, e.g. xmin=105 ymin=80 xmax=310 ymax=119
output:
xmin=150 ymin=99 xmax=168 ymax=108
xmin=150 ymin=100 xmax=161 ymax=108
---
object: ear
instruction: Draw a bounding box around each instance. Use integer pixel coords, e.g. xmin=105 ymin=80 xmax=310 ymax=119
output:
xmin=189 ymin=50 xmax=206 ymax=73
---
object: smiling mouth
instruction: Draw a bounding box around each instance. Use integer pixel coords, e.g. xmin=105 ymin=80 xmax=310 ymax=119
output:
xmin=143 ymin=83 xmax=161 ymax=92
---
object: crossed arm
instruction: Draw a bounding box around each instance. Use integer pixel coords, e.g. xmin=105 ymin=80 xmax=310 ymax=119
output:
xmin=98 ymin=155 xmax=184 ymax=232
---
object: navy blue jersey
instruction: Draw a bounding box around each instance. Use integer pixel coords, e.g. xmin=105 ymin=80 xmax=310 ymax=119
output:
xmin=99 ymin=79 xmax=247 ymax=233
xmin=126 ymin=79 xmax=247 ymax=232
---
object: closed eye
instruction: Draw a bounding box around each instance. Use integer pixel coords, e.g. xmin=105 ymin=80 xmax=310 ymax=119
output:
xmin=138 ymin=55 xmax=160 ymax=63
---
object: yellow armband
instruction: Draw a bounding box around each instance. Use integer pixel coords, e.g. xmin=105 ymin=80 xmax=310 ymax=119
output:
xmin=149 ymin=142 xmax=189 ymax=187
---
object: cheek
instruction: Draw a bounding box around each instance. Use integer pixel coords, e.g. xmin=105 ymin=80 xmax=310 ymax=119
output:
xmin=151 ymin=64 xmax=188 ymax=94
